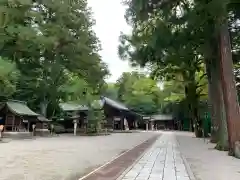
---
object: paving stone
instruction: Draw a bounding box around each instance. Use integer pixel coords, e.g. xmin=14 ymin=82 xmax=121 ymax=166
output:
xmin=152 ymin=166 xmax=164 ymax=171
xmin=119 ymin=133 xmax=192 ymax=180
xmin=149 ymin=173 xmax=162 ymax=178
xmin=137 ymin=172 xmax=150 ymax=177
xmin=176 ymin=172 xmax=188 ymax=177
xmin=176 ymin=177 xmax=190 ymax=180
xmin=163 ymin=176 xmax=177 ymax=180
xmin=124 ymin=171 xmax=139 ymax=178
xmin=135 ymin=177 xmax=149 ymax=180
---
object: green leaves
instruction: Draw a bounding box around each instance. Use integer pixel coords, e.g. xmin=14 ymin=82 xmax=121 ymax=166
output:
xmin=115 ymin=72 xmax=163 ymax=115
xmin=0 ymin=0 xmax=109 ymax=117
xmin=0 ymin=57 xmax=19 ymax=99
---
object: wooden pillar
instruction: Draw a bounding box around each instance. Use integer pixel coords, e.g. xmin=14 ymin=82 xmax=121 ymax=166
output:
xmin=27 ymin=121 xmax=30 ymax=132
xmin=120 ymin=111 xmax=124 ymax=130
xmin=112 ymin=117 xmax=114 ymax=130
xmin=121 ymin=117 xmax=124 ymax=130
xmin=12 ymin=115 xmax=15 ymax=131
xmin=5 ymin=114 xmax=7 ymax=132
xmin=135 ymin=120 xmax=138 ymax=129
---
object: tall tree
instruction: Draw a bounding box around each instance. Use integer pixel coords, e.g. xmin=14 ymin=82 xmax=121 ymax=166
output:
xmin=121 ymin=0 xmax=240 ymax=154
xmin=116 ymin=72 xmax=163 ymax=115
xmin=0 ymin=0 xmax=109 ymax=118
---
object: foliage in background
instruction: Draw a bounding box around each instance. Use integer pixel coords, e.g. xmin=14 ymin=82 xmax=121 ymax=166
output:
xmin=118 ymin=0 xmax=216 ymax=136
xmin=0 ymin=57 xmax=19 ymax=100
xmin=0 ymin=0 xmax=109 ymax=118
xmin=103 ymin=72 xmax=166 ymax=115
xmin=103 ymin=83 xmax=119 ymax=100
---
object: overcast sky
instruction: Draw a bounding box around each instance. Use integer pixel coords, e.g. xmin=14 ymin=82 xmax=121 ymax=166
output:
xmin=87 ymin=0 xmax=133 ymax=83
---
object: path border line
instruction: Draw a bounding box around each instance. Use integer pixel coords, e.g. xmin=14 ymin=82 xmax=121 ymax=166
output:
xmin=78 ymin=134 xmax=159 ymax=180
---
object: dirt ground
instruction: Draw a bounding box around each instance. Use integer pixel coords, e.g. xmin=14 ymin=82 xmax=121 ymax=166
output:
xmin=0 ymin=132 xmax=156 ymax=180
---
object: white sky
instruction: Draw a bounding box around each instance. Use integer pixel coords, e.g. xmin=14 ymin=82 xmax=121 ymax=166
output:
xmin=87 ymin=0 xmax=133 ymax=83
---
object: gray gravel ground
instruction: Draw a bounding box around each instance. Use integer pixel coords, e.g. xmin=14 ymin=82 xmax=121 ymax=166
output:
xmin=0 ymin=132 xmax=156 ymax=180
xmin=176 ymin=131 xmax=240 ymax=180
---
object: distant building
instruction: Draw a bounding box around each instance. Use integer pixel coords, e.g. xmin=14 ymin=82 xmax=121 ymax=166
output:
xmin=0 ymin=100 xmax=50 ymax=133
xmin=150 ymin=114 xmax=173 ymax=130
xmin=58 ymin=102 xmax=88 ymax=130
xmin=58 ymin=97 xmax=140 ymax=131
xmin=101 ymin=96 xmax=140 ymax=130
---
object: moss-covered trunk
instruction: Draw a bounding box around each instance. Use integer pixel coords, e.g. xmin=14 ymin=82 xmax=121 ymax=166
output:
xmin=205 ymin=37 xmax=228 ymax=150
xmin=184 ymin=73 xmax=202 ymax=137
xmin=208 ymin=58 xmax=228 ymax=150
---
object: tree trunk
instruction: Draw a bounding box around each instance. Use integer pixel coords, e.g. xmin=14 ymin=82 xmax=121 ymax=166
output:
xmin=217 ymin=80 xmax=229 ymax=151
xmin=40 ymin=100 xmax=48 ymax=117
xmin=219 ymin=20 xmax=240 ymax=156
xmin=206 ymin=57 xmax=228 ymax=149
xmin=214 ymin=58 xmax=228 ymax=150
xmin=206 ymin=60 xmax=218 ymax=142
xmin=185 ymin=82 xmax=201 ymax=136
xmin=185 ymin=86 xmax=193 ymax=132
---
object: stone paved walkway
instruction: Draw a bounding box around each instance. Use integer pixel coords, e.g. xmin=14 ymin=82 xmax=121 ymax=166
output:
xmin=119 ymin=132 xmax=190 ymax=180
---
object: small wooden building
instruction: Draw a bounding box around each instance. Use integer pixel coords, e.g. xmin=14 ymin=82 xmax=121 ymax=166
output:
xmin=0 ymin=100 xmax=43 ymax=132
xmin=58 ymin=98 xmax=140 ymax=131
xmin=102 ymin=96 xmax=139 ymax=130
xmin=150 ymin=114 xmax=174 ymax=130
xmin=37 ymin=116 xmax=52 ymax=129
xmin=59 ymin=102 xmax=88 ymax=129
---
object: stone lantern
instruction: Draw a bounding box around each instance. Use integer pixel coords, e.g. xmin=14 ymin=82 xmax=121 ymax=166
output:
xmin=71 ymin=113 xmax=79 ymax=136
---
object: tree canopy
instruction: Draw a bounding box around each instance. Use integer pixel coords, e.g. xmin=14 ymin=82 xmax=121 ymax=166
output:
xmin=0 ymin=0 xmax=109 ymax=118
xmin=119 ymin=0 xmax=240 ymax=155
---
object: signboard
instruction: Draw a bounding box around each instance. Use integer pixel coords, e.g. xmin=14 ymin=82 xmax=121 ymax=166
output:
xmin=143 ymin=116 xmax=150 ymax=120
xmin=114 ymin=117 xmax=121 ymax=121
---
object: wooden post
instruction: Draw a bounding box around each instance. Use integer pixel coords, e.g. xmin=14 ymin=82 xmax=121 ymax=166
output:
xmin=32 ymin=124 xmax=36 ymax=136
xmin=112 ymin=117 xmax=114 ymax=130
xmin=12 ymin=115 xmax=15 ymax=131
xmin=135 ymin=120 xmax=138 ymax=129
xmin=27 ymin=121 xmax=30 ymax=132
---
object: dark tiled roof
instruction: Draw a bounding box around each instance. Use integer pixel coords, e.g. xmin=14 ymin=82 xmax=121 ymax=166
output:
xmin=102 ymin=97 xmax=129 ymax=110
xmin=7 ymin=100 xmax=39 ymax=116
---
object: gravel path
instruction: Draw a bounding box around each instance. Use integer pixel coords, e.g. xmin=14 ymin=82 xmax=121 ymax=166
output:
xmin=0 ymin=132 xmax=156 ymax=180
xmin=176 ymin=131 xmax=240 ymax=180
